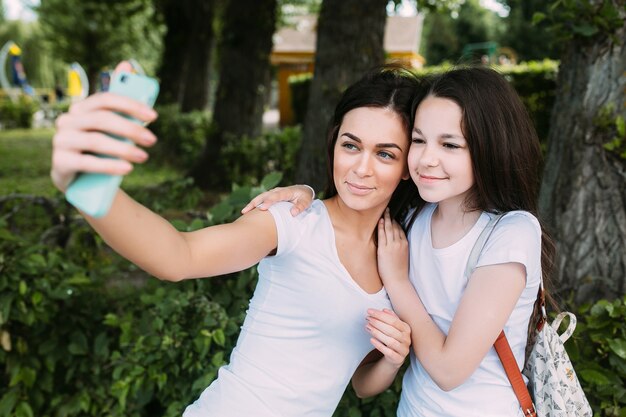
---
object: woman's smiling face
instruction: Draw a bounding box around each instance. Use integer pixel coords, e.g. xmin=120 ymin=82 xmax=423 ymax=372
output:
xmin=333 ymin=106 xmax=410 ymax=213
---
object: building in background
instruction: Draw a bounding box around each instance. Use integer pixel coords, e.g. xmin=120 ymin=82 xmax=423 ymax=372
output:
xmin=271 ymin=15 xmax=425 ymax=126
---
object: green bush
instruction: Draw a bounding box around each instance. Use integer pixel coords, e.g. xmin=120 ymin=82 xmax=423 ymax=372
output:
xmin=497 ymin=60 xmax=559 ymax=143
xmin=148 ymin=104 xmax=211 ymax=170
xmin=0 ymin=175 xmax=281 ymax=417
xmin=1 ymin=176 xmax=622 ymax=417
xmin=148 ymin=105 xmax=302 ymax=187
xmin=221 ymin=126 xmax=302 ymax=186
xmin=0 ymin=96 xmax=39 ymax=129
xmin=567 ymin=297 xmax=626 ymax=416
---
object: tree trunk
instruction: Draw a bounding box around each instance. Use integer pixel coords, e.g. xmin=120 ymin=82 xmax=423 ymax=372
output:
xmin=190 ymin=0 xmax=277 ymax=189
xmin=156 ymin=0 xmax=214 ymax=112
xmin=538 ymin=18 xmax=626 ymax=303
xmin=295 ymin=0 xmax=388 ymax=191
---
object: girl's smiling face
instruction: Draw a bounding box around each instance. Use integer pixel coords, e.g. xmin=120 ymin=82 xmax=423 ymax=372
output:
xmin=409 ymin=96 xmax=474 ymax=209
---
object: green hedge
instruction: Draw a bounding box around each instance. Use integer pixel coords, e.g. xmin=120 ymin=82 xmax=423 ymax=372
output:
xmin=0 ymin=96 xmax=39 ymax=130
xmin=288 ymin=60 xmax=559 ymax=143
xmin=1 ymin=177 xmax=623 ymax=417
xmin=148 ymin=105 xmax=302 ymax=186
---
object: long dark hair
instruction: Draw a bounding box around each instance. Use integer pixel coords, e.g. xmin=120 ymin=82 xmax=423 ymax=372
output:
xmin=323 ymin=66 xmax=420 ymax=223
xmin=410 ymin=66 xmax=557 ymax=344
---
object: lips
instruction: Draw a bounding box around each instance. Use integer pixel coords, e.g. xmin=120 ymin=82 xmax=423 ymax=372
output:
xmin=418 ymin=174 xmax=447 ymax=184
xmin=345 ymin=181 xmax=375 ymax=195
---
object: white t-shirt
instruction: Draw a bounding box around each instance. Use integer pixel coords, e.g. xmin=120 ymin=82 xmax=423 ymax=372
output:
xmin=398 ymin=203 xmax=541 ymax=417
xmin=183 ymin=200 xmax=392 ymax=417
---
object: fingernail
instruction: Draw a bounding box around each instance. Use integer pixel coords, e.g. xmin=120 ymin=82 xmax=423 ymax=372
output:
xmin=142 ymin=132 xmax=156 ymax=145
xmin=133 ymin=149 xmax=148 ymax=161
xmin=256 ymin=203 xmax=265 ymax=209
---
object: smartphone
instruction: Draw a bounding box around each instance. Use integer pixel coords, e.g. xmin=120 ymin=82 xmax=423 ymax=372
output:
xmin=65 ymin=72 xmax=160 ymax=218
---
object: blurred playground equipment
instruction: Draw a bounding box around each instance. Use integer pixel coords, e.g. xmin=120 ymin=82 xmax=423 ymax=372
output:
xmin=461 ymin=41 xmax=518 ymax=65
xmin=0 ymin=41 xmax=35 ymax=102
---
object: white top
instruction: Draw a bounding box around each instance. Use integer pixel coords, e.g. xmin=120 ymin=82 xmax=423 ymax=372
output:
xmin=183 ymin=200 xmax=392 ymax=417
xmin=398 ymin=203 xmax=541 ymax=417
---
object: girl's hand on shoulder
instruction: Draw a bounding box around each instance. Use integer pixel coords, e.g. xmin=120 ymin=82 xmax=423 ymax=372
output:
xmin=377 ymin=208 xmax=409 ymax=285
xmin=50 ymin=62 xmax=158 ymax=193
xmin=241 ymin=184 xmax=315 ymax=217
xmin=366 ymin=308 xmax=411 ymax=368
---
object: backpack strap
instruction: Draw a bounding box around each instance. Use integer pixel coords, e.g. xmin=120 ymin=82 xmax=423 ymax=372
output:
xmin=494 ymin=332 xmax=537 ymax=417
xmin=466 ymin=213 xmax=537 ymax=417
xmin=464 ymin=213 xmax=504 ymax=279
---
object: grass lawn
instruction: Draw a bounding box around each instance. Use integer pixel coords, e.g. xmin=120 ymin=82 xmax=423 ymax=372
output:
xmin=0 ymin=128 xmax=183 ymax=197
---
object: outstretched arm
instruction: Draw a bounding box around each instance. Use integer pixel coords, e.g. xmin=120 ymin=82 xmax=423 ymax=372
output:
xmin=241 ymin=185 xmax=315 ymax=216
xmin=52 ymin=63 xmax=278 ymax=282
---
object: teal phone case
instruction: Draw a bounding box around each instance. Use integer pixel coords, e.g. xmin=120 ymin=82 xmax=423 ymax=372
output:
xmin=65 ymin=72 xmax=159 ymax=218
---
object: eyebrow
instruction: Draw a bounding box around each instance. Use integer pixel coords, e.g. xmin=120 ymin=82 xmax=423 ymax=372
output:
xmin=341 ymin=132 xmax=404 ymax=151
xmin=413 ymin=127 xmax=465 ymax=140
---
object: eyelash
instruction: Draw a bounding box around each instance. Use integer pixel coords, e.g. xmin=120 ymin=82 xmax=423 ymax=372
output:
xmin=411 ymin=137 xmax=461 ymax=150
xmin=341 ymin=143 xmax=395 ymax=160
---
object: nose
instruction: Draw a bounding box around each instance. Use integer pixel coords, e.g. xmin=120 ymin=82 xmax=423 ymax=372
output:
xmin=418 ymin=144 xmax=438 ymax=168
xmin=353 ymin=153 xmax=373 ymax=177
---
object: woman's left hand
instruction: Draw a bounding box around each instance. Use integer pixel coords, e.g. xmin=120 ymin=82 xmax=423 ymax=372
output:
xmin=366 ymin=308 xmax=411 ymax=368
xmin=377 ymin=208 xmax=410 ymax=285
xmin=241 ymin=185 xmax=315 ymax=217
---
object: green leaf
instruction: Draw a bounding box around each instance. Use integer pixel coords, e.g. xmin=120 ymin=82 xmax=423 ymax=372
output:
xmin=212 ymin=329 xmax=226 ymax=347
xmin=68 ymin=331 xmax=88 ymax=355
xmin=14 ymin=402 xmax=34 ymax=417
xmin=18 ymin=281 xmax=28 ymax=296
xmin=229 ymin=186 xmax=254 ymax=205
xmin=211 ymin=351 xmax=224 ymax=367
xmin=616 ymin=115 xmax=625 ymax=138
xmin=104 ymin=313 xmax=119 ymax=326
xmin=0 ymin=228 xmax=17 ymax=241
xmin=207 ymin=202 xmax=234 ymax=225
xmin=27 ymin=253 xmax=46 ymax=268
xmin=188 ymin=218 xmax=206 ymax=231
xmin=94 ymin=332 xmax=109 ymax=358
xmin=0 ymin=294 xmax=12 ymax=325
xmin=261 ymin=172 xmax=283 ymax=190
xmin=590 ymin=300 xmax=612 ymax=316
xmin=579 ymin=369 xmax=611 ymax=385
xmin=65 ymin=274 xmax=92 ymax=285
xmin=572 ymin=24 xmax=599 ymax=37
xmin=608 ymin=339 xmax=626 ymax=359
xmin=0 ymin=390 xmax=19 ymax=415
xmin=348 ymin=406 xmax=362 ymax=417
xmin=532 ymin=12 xmax=546 ymax=25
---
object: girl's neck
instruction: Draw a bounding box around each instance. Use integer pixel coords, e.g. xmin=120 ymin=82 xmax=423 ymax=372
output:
xmin=323 ymin=196 xmax=383 ymax=242
xmin=430 ymin=200 xmax=482 ymax=249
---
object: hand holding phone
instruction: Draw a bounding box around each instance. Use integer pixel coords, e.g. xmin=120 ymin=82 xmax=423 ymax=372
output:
xmin=65 ymin=71 xmax=160 ymax=218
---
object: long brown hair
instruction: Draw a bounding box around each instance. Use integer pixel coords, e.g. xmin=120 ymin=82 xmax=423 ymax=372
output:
xmin=323 ymin=66 xmax=420 ymax=224
xmin=409 ymin=66 xmax=557 ymax=346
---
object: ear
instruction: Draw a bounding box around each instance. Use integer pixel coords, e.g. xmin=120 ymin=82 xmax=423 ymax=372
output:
xmin=402 ymin=166 xmax=410 ymax=181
